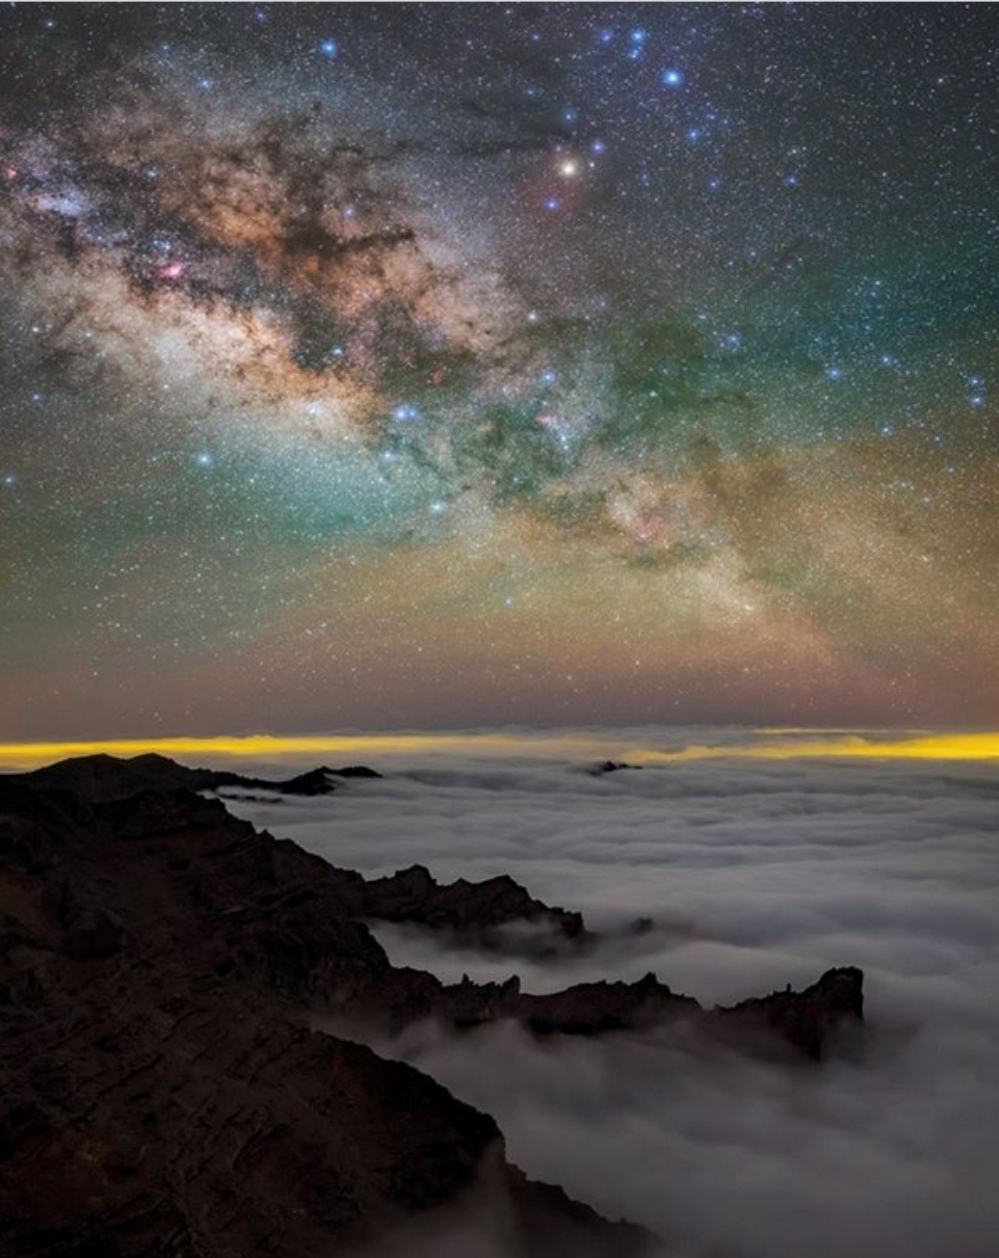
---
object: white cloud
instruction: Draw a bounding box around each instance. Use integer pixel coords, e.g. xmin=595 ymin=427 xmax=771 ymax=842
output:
xmin=224 ymin=734 xmax=999 ymax=1257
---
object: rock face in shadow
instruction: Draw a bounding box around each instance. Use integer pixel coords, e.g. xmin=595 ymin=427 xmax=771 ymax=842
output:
xmin=0 ymin=753 xmax=865 ymax=1255
xmin=707 ymin=966 xmax=865 ymax=1060
xmin=5 ymin=750 xmax=381 ymax=802
xmin=10 ymin=757 xmax=594 ymax=956
xmin=358 ymin=863 xmax=594 ymax=956
xmin=0 ymin=766 xmax=650 ymax=1258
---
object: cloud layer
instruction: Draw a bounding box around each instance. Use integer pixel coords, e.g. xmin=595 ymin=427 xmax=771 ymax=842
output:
xmin=222 ymin=736 xmax=999 ymax=1257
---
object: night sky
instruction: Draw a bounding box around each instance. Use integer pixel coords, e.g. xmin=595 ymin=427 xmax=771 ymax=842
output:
xmin=2 ymin=2 xmax=998 ymax=738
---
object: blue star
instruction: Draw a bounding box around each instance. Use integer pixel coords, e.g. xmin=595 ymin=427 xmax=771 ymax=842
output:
xmin=318 ymin=39 xmax=338 ymax=59
xmin=662 ymin=68 xmax=684 ymax=87
xmin=195 ymin=452 xmax=214 ymax=467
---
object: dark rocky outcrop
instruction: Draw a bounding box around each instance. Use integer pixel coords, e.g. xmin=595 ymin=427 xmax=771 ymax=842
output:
xmin=9 ymin=756 xmax=595 ymax=957
xmin=359 ymin=863 xmax=594 ymax=956
xmin=0 ymin=766 xmax=650 ymax=1258
xmin=0 ymin=753 xmax=864 ymax=1255
xmin=5 ymin=751 xmax=381 ymax=803
xmin=6 ymin=757 xmax=644 ymax=959
xmin=707 ymin=965 xmax=865 ymax=1061
xmin=587 ymin=760 xmax=644 ymax=775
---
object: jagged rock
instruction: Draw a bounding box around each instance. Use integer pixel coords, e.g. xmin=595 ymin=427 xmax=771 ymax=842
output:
xmin=707 ymin=966 xmax=865 ymax=1060
xmin=0 ymin=756 xmax=863 ymax=1055
xmin=0 ymin=764 xmax=651 ymax=1258
xmin=6 ymin=756 xmax=593 ymax=958
xmin=360 ymin=864 xmax=593 ymax=956
xmin=5 ymin=751 xmax=382 ymax=803
xmin=517 ymin=972 xmax=699 ymax=1036
xmin=0 ymin=753 xmax=864 ymax=1256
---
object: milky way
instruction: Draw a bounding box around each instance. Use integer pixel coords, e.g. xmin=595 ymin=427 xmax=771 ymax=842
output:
xmin=2 ymin=3 xmax=998 ymax=736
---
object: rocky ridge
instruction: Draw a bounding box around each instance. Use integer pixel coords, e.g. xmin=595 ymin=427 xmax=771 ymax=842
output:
xmin=11 ymin=750 xmax=381 ymax=802
xmin=0 ymin=754 xmax=865 ymax=1256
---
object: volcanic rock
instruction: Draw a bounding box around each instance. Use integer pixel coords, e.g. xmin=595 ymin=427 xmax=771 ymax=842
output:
xmin=5 ymin=750 xmax=382 ymax=802
xmin=0 ymin=753 xmax=865 ymax=1255
xmin=0 ymin=768 xmax=650 ymax=1258
xmin=707 ymin=966 xmax=866 ymax=1060
xmin=11 ymin=754 xmax=593 ymax=957
xmin=359 ymin=863 xmax=593 ymax=956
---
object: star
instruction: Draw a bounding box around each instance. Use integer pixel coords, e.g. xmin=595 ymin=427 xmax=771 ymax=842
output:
xmin=0 ymin=0 xmax=995 ymax=734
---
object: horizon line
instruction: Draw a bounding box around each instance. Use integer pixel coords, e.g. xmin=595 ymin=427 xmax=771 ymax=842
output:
xmin=1 ymin=729 xmax=999 ymax=768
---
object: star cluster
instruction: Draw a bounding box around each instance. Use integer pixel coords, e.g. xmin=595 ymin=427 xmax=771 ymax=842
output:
xmin=1 ymin=3 xmax=997 ymax=736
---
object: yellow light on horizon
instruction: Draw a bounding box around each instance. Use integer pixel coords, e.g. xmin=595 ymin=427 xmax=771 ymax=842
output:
xmin=0 ymin=730 xmax=998 ymax=770
xmin=639 ymin=731 xmax=999 ymax=764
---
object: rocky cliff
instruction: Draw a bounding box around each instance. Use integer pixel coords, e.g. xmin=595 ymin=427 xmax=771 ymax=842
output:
xmin=0 ymin=755 xmax=865 ymax=1255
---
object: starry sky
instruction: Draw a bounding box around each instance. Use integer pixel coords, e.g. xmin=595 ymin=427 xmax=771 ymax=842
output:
xmin=1 ymin=2 xmax=998 ymax=739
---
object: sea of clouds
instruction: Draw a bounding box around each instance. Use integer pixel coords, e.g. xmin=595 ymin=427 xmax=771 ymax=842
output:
xmin=224 ymin=731 xmax=999 ymax=1258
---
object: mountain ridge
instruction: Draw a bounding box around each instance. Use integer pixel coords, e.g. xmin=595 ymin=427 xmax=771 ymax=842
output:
xmin=0 ymin=754 xmax=865 ymax=1256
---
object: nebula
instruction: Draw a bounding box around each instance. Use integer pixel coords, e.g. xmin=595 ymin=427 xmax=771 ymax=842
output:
xmin=1 ymin=4 xmax=997 ymax=735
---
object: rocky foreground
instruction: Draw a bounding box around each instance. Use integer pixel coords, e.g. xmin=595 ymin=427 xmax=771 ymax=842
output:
xmin=0 ymin=754 xmax=864 ymax=1257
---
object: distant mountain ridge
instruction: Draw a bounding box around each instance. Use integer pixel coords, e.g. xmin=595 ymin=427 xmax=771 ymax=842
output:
xmin=9 ymin=750 xmax=381 ymax=801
